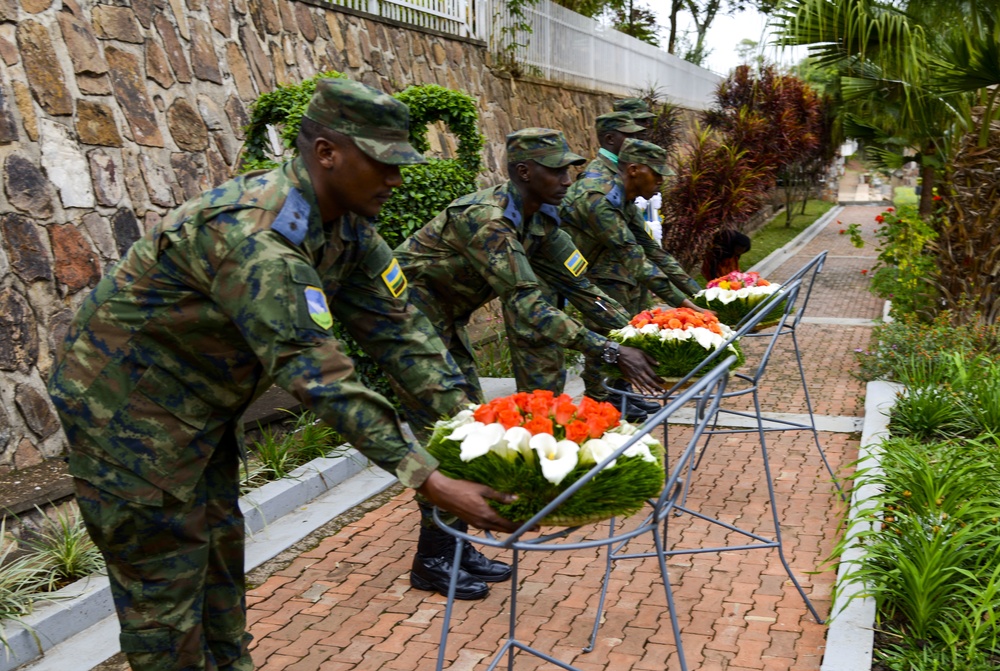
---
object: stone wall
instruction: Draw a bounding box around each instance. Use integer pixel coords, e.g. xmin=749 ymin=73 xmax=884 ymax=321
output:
xmin=0 ymin=0 xmax=649 ymax=468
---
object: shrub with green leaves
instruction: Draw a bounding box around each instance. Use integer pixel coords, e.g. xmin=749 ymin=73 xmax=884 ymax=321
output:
xmin=855 ymin=311 xmax=1000 ymax=383
xmin=242 ymin=411 xmax=348 ymax=491
xmin=868 ymin=205 xmax=940 ymax=320
xmin=840 ymin=437 xmax=1000 ymax=666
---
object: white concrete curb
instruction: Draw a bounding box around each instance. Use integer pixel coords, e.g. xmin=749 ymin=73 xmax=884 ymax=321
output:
xmin=750 ymin=205 xmax=844 ymax=278
xmin=820 ymin=379 xmax=901 ymax=671
xmin=5 ymin=448 xmax=390 ymax=671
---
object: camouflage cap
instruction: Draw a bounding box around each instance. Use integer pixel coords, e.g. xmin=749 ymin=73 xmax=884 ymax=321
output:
xmin=619 ymin=138 xmax=673 ymax=176
xmin=613 ymin=97 xmax=656 ymax=120
xmin=595 ymin=112 xmax=645 ymax=135
xmin=506 ymin=128 xmax=586 ymax=168
xmin=304 ymin=78 xmax=426 ymax=165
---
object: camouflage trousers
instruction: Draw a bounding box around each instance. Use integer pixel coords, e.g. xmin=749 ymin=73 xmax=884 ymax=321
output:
xmin=75 ymin=441 xmax=252 ymax=671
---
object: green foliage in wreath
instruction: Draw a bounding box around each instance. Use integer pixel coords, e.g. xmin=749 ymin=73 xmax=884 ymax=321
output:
xmin=240 ymin=74 xmax=485 ymax=403
xmin=606 ymin=334 xmax=745 ymax=379
xmin=427 ymin=426 xmax=665 ymax=525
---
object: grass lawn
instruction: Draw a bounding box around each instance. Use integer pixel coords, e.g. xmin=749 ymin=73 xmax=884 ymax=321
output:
xmin=694 ymin=199 xmax=834 ymax=283
xmin=894 ymin=186 xmax=918 ymax=208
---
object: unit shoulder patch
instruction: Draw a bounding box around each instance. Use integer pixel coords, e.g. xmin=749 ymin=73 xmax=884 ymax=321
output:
xmin=303 ymin=286 xmax=333 ymax=330
xmin=381 ymin=258 xmax=408 ymax=297
xmin=563 ymin=248 xmax=588 ymax=277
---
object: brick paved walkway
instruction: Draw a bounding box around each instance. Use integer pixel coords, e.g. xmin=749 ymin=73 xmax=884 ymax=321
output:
xmin=244 ymin=205 xmax=886 ymax=671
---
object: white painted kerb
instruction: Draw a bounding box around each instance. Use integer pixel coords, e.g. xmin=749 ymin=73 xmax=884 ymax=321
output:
xmin=820 ymin=380 xmax=901 ymax=671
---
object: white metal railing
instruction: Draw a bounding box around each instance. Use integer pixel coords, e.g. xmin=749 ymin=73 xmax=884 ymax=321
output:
xmin=472 ymin=0 xmax=721 ymax=108
xmin=323 ymin=0 xmax=722 ymax=109
xmin=325 ymin=0 xmax=472 ymax=36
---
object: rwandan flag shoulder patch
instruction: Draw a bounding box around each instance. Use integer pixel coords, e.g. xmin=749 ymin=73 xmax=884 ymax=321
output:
xmin=563 ymin=249 xmax=588 ymax=277
xmin=304 ymin=286 xmax=333 ymax=330
xmin=381 ymin=258 xmax=408 ymax=297
xmin=644 ymin=221 xmax=656 ymax=239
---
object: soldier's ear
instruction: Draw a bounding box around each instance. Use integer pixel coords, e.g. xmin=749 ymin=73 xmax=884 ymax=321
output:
xmin=312 ymin=135 xmax=339 ymax=170
xmin=515 ymin=162 xmax=532 ymax=183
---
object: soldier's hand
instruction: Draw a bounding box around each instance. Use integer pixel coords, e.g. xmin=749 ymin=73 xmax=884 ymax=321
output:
xmin=616 ymin=345 xmax=664 ymax=395
xmin=681 ymin=299 xmax=715 ymax=318
xmin=416 ymin=470 xmax=519 ymax=533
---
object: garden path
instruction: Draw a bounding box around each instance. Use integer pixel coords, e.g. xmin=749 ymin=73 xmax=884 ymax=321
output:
xmin=240 ymin=205 xmax=888 ymax=671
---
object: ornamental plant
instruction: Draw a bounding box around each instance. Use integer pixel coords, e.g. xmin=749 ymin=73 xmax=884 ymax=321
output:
xmin=607 ymin=307 xmax=744 ymax=378
xmin=692 ymin=271 xmax=784 ymax=327
xmin=426 ymin=391 xmax=665 ymax=525
xmin=867 ymin=205 xmax=940 ymax=321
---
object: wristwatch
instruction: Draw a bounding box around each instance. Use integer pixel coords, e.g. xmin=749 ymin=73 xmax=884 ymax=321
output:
xmin=601 ymin=340 xmax=620 ymax=365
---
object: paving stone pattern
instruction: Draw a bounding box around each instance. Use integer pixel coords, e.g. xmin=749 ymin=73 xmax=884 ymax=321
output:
xmin=240 ymin=206 xmax=888 ymax=670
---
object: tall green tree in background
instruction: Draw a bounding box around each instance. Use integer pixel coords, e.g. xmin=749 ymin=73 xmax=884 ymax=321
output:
xmin=774 ymin=0 xmax=1000 ymax=322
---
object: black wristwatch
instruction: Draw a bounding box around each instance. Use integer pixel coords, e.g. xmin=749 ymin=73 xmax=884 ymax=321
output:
xmin=602 ymin=340 xmax=620 ymax=365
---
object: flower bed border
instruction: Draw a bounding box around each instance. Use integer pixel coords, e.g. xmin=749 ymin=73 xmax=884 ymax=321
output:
xmin=820 ymin=379 xmax=901 ymax=671
xmin=2 ymin=448 xmax=391 ymax=671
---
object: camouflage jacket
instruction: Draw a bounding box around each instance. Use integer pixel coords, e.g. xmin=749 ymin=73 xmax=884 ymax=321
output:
xmin=560 ymin=172 xmax=687 ymax=306
xmin=48 ymin=157 xmax=468 ymax=505
xmin=578 ymin=155 xmax=700 ymax=297
xmin=394 ymin=181 xmax=629 ymax=359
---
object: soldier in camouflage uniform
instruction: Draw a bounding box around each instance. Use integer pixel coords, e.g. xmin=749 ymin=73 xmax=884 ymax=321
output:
xmin=613 ymin=97 xmax=656 ymax=133
xmin=562 ymin=138 xmax=711 ymax=404
xmin=395 ymin=129 xmax=664 ymax=596
xmin=581 ymin=112 xmax=703 ymax=299
xmin=47 ymin=79 xmax=519 ymax=671
xmin=395 ymin=127 xmax=666 ymax=397
xmin=579 ymin=112 xmax=645 ymax=183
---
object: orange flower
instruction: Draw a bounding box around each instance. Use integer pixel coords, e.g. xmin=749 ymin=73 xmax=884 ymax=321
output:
xmin=565 ymin=420 xmax=590 ymax=444
xmin=667 ymin=318 xmax=683 ymax=329
xmin=523 ymin=416 xmax=554 ymax=436
xmin=511 ymin=392 xmax=531 ymax=412
xmin=528 ymin=395 xmax=553 ymax=418
xmin=497 ymin=408 xmax=523 ymax=429
xmin=554 ymin=400 xmax=577 ymax=426
xmin=576 ymin=396 xmax=601 ymax=420
xmin=586 ymin=416 xmax=610 ymax=438
xmin=473 ymin=404 xmax=497 ymax=424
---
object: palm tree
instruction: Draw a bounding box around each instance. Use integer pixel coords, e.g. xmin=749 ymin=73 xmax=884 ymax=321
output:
xmin=773 ymin=0 xmax=1000 ymax=321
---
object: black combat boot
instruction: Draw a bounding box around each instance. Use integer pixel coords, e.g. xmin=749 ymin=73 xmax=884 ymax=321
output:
xmin=606 ymin=387 xmax=648 ymax=423
xmin=449 ymin=520 xmax=512 ymax=583
xmin=613 ymin=379 xmax=662 ymax=414
xmin=410 ymin=524 xmax=490 ymax=600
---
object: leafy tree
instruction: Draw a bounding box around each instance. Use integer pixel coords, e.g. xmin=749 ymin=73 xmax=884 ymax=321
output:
xmin=774 ymin=0 xmax=1000 ymax=322
xmin=610 ymin=0 xmax=662 ymax=45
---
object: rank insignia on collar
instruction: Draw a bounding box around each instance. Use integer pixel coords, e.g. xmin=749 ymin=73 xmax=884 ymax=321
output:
xmin=304 ymin=286 xmax=333 ymax=329
xmin=564 ymin=249 xmax=588 ymax=277
xmin=381 ymin=258 xmax=408 ymax=297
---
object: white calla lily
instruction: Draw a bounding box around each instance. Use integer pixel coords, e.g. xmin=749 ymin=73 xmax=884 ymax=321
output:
xmin=623 ymin=441 xmax=658 ymax=463
xmin=447 ymin=421 xmax=485 ymax=442
xmin=530 ymin=433 xmax=580 ymax=485
xmin=502 ymin=426 xmax=534 ymax=463
xmin=580 ymin=438 xmax=617 ymax=469
xmin=450 ymin=422 xmax=506 ymax=462
xmin=446 ymin=408 xmax=476 ymax=428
